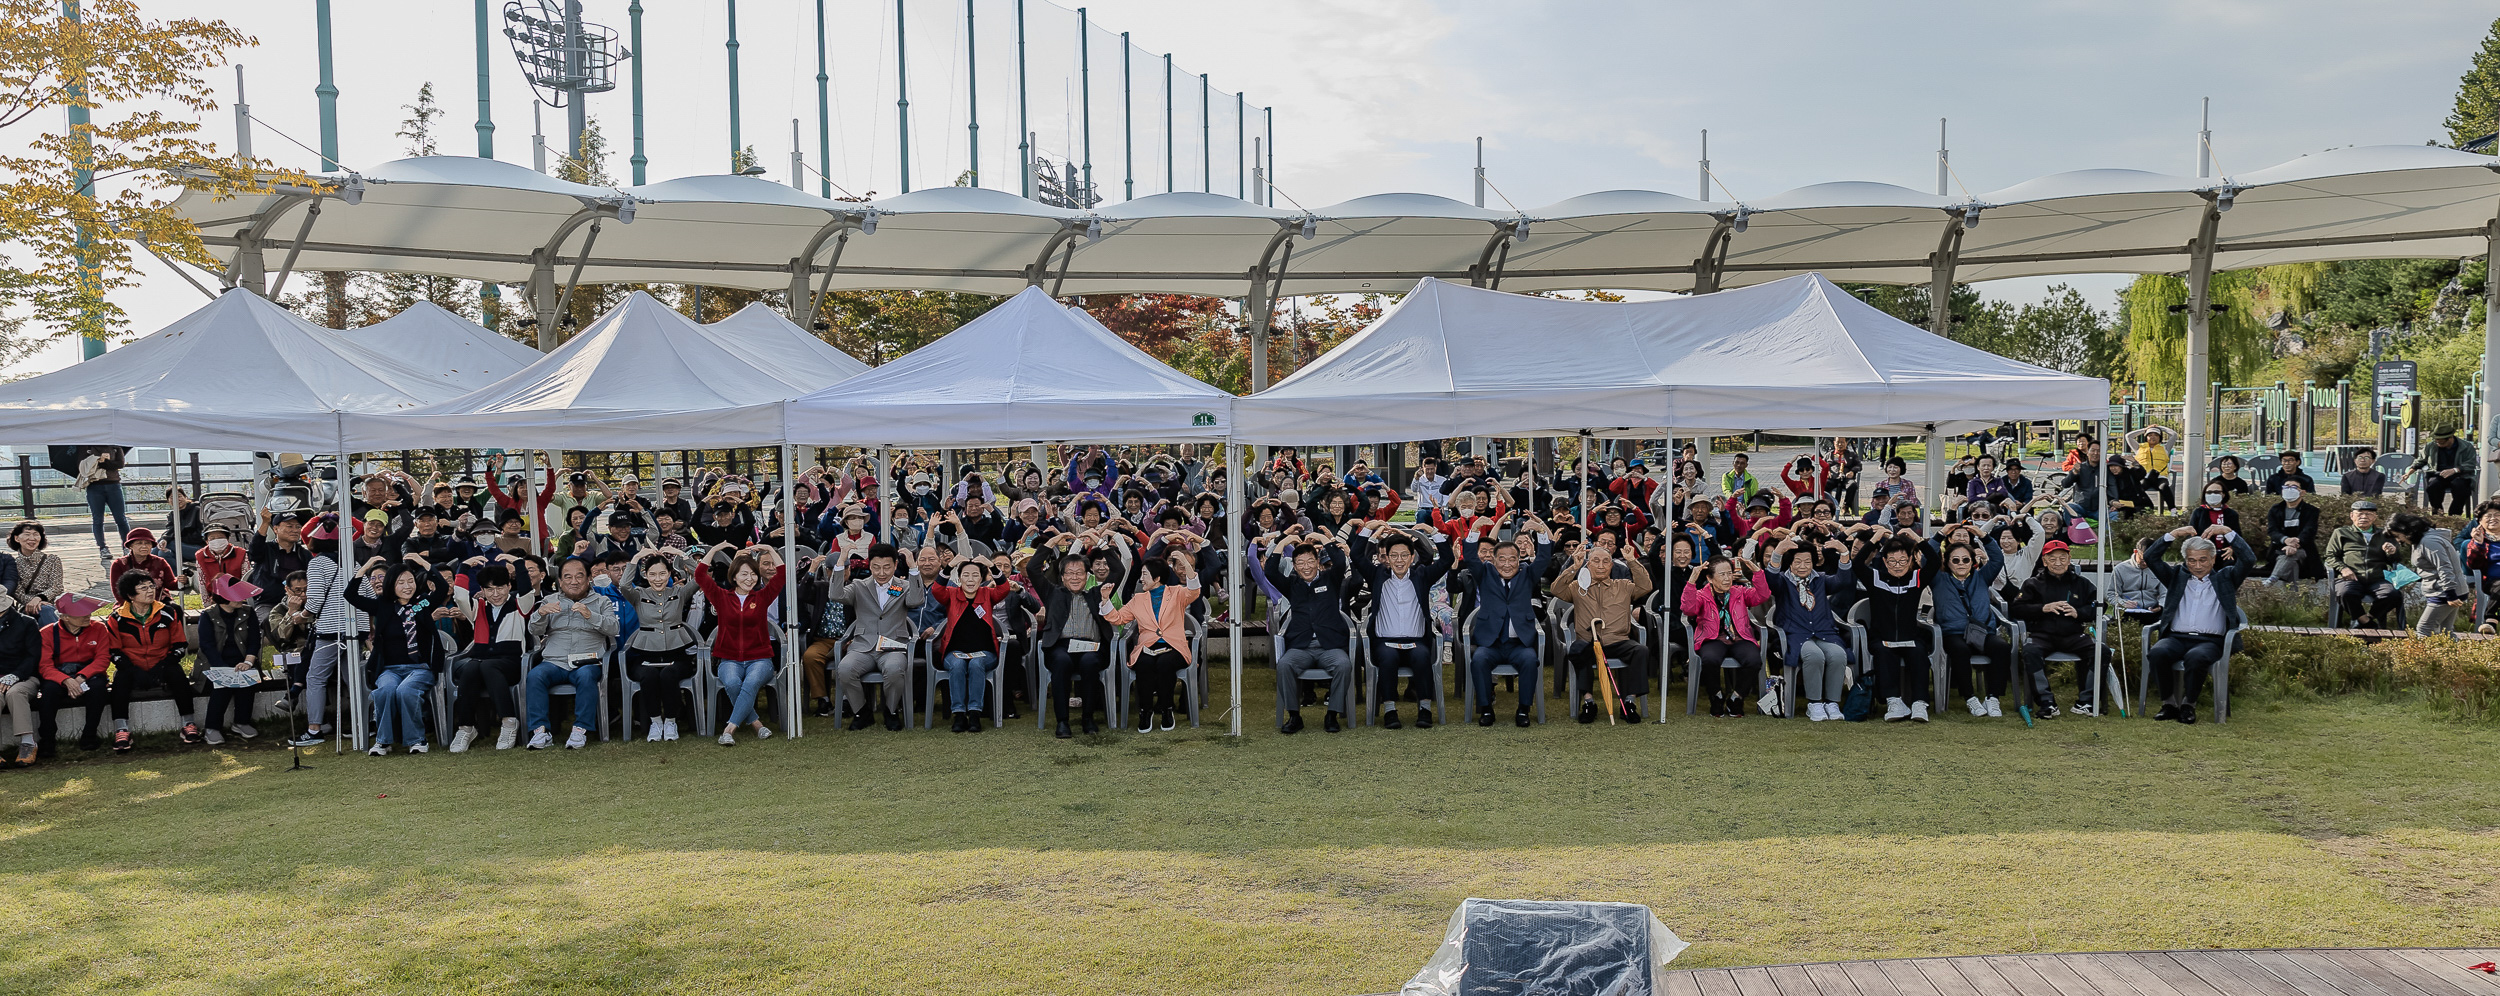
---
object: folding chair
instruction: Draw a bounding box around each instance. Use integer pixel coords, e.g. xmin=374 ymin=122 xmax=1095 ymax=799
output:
xmin=1559 ymin=602 xmax=1661 ymax=722
xmin=1267 ymin=604 xmax=1348 ymax=731
xmin=924 ymin=632 xmax=1009 ymax=729
xmin=1456 ymin=606 xmax=1547 ymax=723
xmin=620 ymin=648 xmax=709 ymax=740
xmin=2137 ymin=621 xmax=2247 ymax=723
xmin=1355 ymin=608 xmax=1447 ymax=727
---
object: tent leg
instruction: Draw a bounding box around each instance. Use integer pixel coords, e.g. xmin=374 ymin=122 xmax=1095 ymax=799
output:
xmin=780 ymin=443 xmax=803 ymax=738
xmin=1225 ymin=437 xmax=1244 ymax=737
xmin=875 ymin=449 xmax=893 ymax=544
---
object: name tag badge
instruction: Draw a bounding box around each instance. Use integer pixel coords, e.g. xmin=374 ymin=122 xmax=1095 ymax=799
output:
xmin=1067 ymin=639 xmax=1102 ymax=653
xmin=1312 ymin=586 xmax=1329 ymax=595
xmin=974 ymin=605 xmax=989 ymax=620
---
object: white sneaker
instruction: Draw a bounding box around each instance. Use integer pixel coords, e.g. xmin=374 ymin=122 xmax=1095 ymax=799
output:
xmin=2071 ymin=702 xmax=2101 ymax=717
xmin=662 ymin=718 xmax=679 ymax=741
xmin=1983 ymin=697 xmax=2003 ymax=717
xmin=525 ymin=729 xmax=553 ymax=750
xmin=645 ymin=720 xmax=664 ymax=743
xmin=1806 ymin=702 xmax=1827 ymax=722
xmin=202 ymin=728 xmax=224 ymax=745
xmin=448 ymin=726 xmax=476 ymax=753
xmin=496 ymin=718 xmax=521 ymax=750
xmin=754 ymin=724 xmax=773 ymax=740
xmin=407 ymin=742 xmax=429 ymax=754
xmin=1909 ymin=701 xmax=1931 ymax=723
xmin=230 ymin=723 xmax=258 ymax=739
xmin=1965 ymin=697 xmax=1986 ymax=718
xmin=1883 ymin=697 xmax=1911 ymax=722
xmin=718 ymin=728 xmax=737 ymax=746
xmin=564 ymin=726 xmax=588 ymax=749
xmin=367 ymin=743 xmax=389 ymax=757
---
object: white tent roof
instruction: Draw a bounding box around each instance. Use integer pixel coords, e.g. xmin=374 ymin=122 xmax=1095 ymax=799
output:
xmin=338 ymin=290 xmax=804 ymax=451
xmin=781 ymin=286 xmax=1234 ymax=447
xmin=176 ymin=146 xmax=2500 ymax=298
xmin=341 ymin=300 xmax=547 ymax=390
xmin=699 ymin=303 xmax=872 ymax=389
xmin=0 ymin=289 xmax=469 ymax=450
xmin=1231 ymin=274 xmax=2109 ymax=443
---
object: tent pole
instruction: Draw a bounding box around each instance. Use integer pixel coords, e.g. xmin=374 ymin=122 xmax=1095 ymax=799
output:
xmin=522 ymin=450 xmax=541 ymax=555
xmin=339 ymin=438 xmax=366 ymax=752
xmin=2482 ymin=215 xmax=2500 ymax=500
xmin=2096 ymin=414 xmax=2110 ymax=718
xmin=1924 ymin=427 xmax=1944 ymax=523
xmin=1225 ymin=436 xmax=1243 ymax=737
xmin=780 ymin=442 xmax=802 ymax=738
xmin=876 ymin=448 xmax=893 ymax=544
xmin=2182 ymin=199 xmax=2223 ymax=502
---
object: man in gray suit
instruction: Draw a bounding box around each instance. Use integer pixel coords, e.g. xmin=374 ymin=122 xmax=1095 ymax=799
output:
xmin=836 ymin=543 xmax=927 ymax=730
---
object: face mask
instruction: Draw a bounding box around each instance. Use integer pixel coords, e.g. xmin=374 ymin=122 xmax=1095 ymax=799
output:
xmin=1576 ymin=566 xmax=1594 ymax=590
xmin=206 ymin=537 xmax=231 ymax=553
xmin=2281 ymin=488 xmax=2301 ymax=502
xmin=2205 ymin=494 xmax=2225 ymax=505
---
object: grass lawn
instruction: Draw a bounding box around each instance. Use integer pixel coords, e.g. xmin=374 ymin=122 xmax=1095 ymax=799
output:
xmin=5 ymin=681 xmax=2498 ymax=995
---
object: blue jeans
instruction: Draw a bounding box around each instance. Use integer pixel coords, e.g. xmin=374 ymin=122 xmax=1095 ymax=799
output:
xmin=943 ymin=650 xmax=996 ymax=713
xmin=1468 ymin=639 xmax=1540 ymax=714
xmin=525 ymin=660 xmax=603 ymax=733
xmin=372 ymin=664 xmax=435 ymax=746
xmin=86 ymin=482 xmax=128 ymax=550
xmin=715 ymin=658 xmax=773 ymax=727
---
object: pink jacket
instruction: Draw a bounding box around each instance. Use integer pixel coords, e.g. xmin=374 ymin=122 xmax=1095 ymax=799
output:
xmin=1679 ymin=568 xmax=1772 ymax=644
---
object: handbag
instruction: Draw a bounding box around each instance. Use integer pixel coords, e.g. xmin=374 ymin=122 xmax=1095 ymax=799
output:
xmin=1756 ymin=673 xmax=1788 ymax=718
xmin=1840 ymin=681 xmax=1875 ymax=722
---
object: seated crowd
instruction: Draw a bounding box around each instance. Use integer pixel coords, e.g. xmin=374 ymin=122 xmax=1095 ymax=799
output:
xmin=0 ymin=430 xmax=2478 ymax=768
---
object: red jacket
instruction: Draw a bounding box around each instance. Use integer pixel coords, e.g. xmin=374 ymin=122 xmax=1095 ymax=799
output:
xmin=107 ymin=601 xmax=186 ymax=670
xmin=929 ymin=581 xmax=1015 ymax=654
xmin=1430 ymin=503 xmax=1509 ymax=544
xmin=693 ymin=563 xmax=785 ymax=663
xmin=38 ymin=620 xmax=110 ymax=683
xmin=109 ymin=551 xmax=179 ymax=595
xmin=194 ymin=544 xmax=248 ymax=587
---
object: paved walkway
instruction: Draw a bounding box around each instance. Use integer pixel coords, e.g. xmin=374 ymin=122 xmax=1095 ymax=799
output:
xmin=1663 ymin=949 xmax=2500 ymax=996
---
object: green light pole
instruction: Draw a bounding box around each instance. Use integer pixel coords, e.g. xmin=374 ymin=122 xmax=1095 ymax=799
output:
xmin=727 ymin=0 xmax=743 ymax=172
xmin=474 ymin=0 xmax=494 ymax=156
xmin=629 ymin=0 xmax=646 ymax=183
xmin=964 ymin=0 xmax=978 ymax=187
xmin=64 ymin=0 xmax=102 ymax=359
xmin=816 ymin=0 xmax=830 ymax=196
xmin=315 ymin=0 xmax=340 ymax=171
xmin=1078 ymin=8 xmax=1091 ymax=200
xmin=895 ymin=0 xmax=910 ymax=192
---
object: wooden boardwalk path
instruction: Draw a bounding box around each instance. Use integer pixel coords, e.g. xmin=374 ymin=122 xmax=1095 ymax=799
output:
xmin=1663 ymin=949 xmax=2500 ymax=996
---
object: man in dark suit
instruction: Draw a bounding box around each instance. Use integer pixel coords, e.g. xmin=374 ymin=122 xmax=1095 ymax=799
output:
xmin=1349 ymin=522 xmax=1452 ymax=729
xmin=1459 ymin=513 xmax=1554 ymax=727
xmin=2143 ymin=524 xmax=2257 ymax=725
xmin=1262 ymin=531 xmax=1355 ymax=734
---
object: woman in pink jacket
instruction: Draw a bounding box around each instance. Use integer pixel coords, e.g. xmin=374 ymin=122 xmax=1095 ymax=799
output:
xmin=1679 ymin=555 xmax=1773 ymax=718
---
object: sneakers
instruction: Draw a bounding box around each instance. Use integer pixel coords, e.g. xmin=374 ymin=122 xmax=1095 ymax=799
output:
xmin=406 ymin=742 xmax=428 ymax=754
xmin=178 ymin=723 xmax=203 ymax=745
xmin=1414 ymin=707 xmax=1434 ymax=730
xmin=367 ymin=742 xmax=389 ymax=757
xmin=662 ymin=718 xmax=679 ymax=741
xmin=1882 ymin=697 xmax=1911 ymax=722
xmin=1909 ymin=701 xmax=1930 ymax=723
xmin=755 ymin=724 xmax=774 ymax=740
xmin=449 ymin=726 xmax=477 ymax=753
xmin=1806 ymin=702 xmax=1829 ymax=722
xmin=646 ymin=720 xmax=665 ymax=742
xmin=563 ymin=726 xmax=588 ymax=749
xmin=286 ymin=730 xmax=325 ymax=748
xmin=1158 ymin=711 xmax=1176 ymax=732
xmin=496 ymin=718 xmax=520 ymax=750
xmin=2039 ymin=703 xmax=2062 ymax=720
xmin=1136 ymin=710 xmax=1154 ymax=733
xmin=112 ymin=729 xmax=135 ymax=753
xmin=202 ymin=728 xmax=225 ymax=746
xmin=1982 ymin=697 xmax=2003 ymax=718
xmin=2071 ymin=702 xmax=2101 ymax=718
xmin=1709 ymin=693 xmax=1730 ymax=718
xmin=231 ymin=723 xmax=258 ymax=739
xmin=1965 ymin=697 xmax=1986 ymax=718
xmin=525 ymin=728 xmax=554 ymax=750
xmin=12 ymin=742 xmax=33 ymax=767
xmin=718 ymin=728 xmax=737 ymax=746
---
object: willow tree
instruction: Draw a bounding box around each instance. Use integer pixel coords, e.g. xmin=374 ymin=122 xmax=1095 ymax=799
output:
xmin=2119 ymin=270 xmax=2272 ymax=398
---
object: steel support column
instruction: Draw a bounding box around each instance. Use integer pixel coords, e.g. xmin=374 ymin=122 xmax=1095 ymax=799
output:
xmin=2182 ymin=200 xmax=2224 ymax=496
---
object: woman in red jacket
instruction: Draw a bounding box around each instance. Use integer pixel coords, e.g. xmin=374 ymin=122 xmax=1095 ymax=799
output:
xmin=926 ymin=554 xmax=1017 ymax=732
xmin=694 ymin=544 xmax=785 ymax=745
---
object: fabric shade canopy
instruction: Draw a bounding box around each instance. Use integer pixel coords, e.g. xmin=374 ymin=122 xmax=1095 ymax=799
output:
xmin=0 ymin=289 xmax=469 ymax=450
xmin=1231 ymin=274 xmax=2109 ymax=443
xmin=781 ymin=286 xmax=1234 ymax=447
xmin=175 ymin=145 xmax=2500 ymax=298
xmin=341 ymin=300 xmax=547 ymax=390
xmin=338 ymin=290 xmax=805 ymax=451
xmin=699 ymin=303 xmax=872 ymax=388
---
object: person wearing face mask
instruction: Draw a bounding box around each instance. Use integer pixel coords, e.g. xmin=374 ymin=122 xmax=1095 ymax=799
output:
xmin=2142 ymin=525 xmax=2258 ymax=723
xmin=1764 ymin=534 xmax=1851 ymax=720
xmin=2188 ymin=484 xmax=2241 ymax=536
xmin=2263 ymin=483 xmax=2323 ymax=584
xmin=191 ymin=523 xmax=247 ymax=590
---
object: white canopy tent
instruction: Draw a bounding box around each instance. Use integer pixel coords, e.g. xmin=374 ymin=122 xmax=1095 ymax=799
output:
xmin=341 ymin=300 xmax=546 ymax=391
xmin=699 ymin=303 xmax=872 ymax=389
xmin=338 ymin=290 xmax=817 ymax=452
xmin=1230 ymin=273 xmax=2110 ymax=442
xmin=779 ymin=286 xmax=1234 ymax=447
xmin=0 ymin=288 xmax=468 ymax=450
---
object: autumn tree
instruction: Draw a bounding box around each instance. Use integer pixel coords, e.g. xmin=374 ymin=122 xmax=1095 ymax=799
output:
xmin=0 ymin=0 xmax=275 ymax=349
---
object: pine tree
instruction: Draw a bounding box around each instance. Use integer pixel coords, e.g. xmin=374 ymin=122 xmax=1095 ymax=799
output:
xmin=557 ymin=119 xmax=613 ymax=186
xmin=2445 ymin=16 xmax=2500 ymax=147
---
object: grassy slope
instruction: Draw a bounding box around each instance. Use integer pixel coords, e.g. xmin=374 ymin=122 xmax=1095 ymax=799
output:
xmin=3 ymin=689 xmax=2497 ymax=995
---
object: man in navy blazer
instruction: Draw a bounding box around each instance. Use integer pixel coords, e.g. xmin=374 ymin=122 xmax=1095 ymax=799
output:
xmin=1459 ymin=512 xmax=1555 ymax=727
xmin=2143 ymin=524 xmax=2255 ymax=725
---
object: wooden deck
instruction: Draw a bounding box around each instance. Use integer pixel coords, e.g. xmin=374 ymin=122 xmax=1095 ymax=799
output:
xmin=1662 ymin=949 xmax=2500 ymax=996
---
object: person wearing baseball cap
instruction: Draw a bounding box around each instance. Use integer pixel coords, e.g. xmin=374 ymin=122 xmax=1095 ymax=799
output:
xmin=2324 ymin=499 xmax=2407 ymax=628
xmin=33 ymin=592 xmax=112 ymax=757
xmin=2009 ymin=537 xmax=2108 ymax=717
xmin=108 ymin=527 xmax=180 ymax=598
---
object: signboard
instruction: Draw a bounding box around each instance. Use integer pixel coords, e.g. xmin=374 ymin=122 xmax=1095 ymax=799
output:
xmin=2373 ymin=360 xmax=2417 ymax=411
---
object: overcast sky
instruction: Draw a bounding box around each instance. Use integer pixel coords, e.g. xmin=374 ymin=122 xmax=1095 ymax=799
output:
xmin=14 ymin=0 xmax=2496 ymax=374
